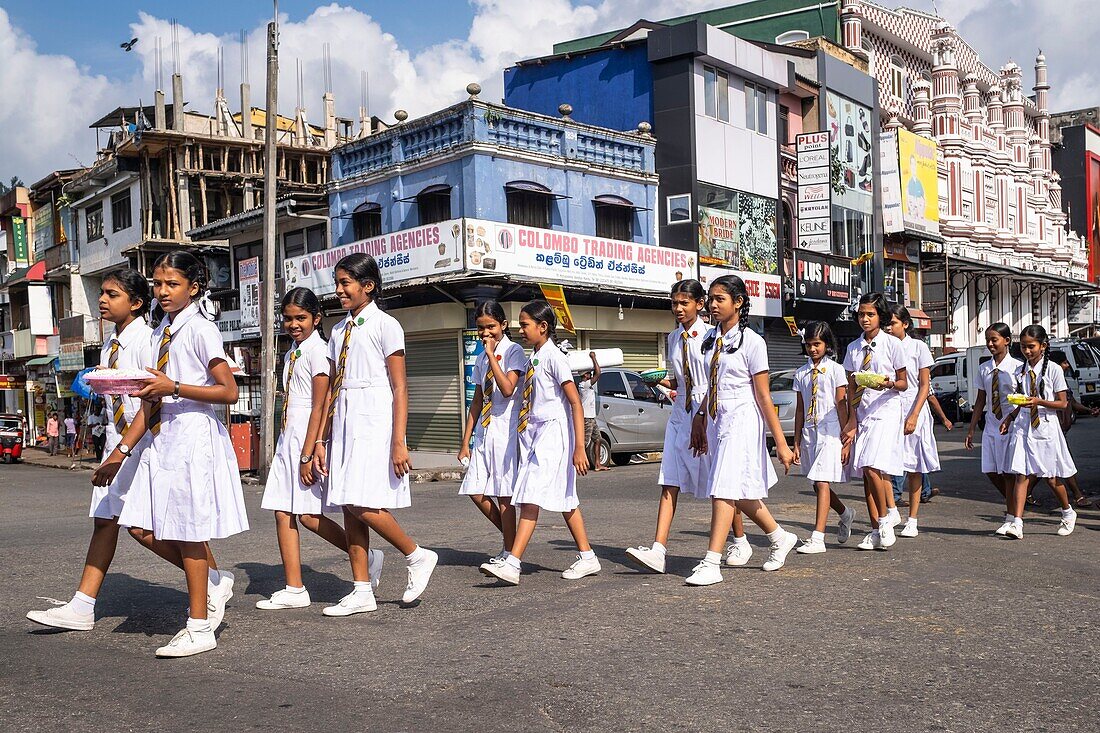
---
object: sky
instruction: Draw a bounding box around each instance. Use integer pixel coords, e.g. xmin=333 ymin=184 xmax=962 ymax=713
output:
xmin=1 ymin=0 xmax=1097 ymax=185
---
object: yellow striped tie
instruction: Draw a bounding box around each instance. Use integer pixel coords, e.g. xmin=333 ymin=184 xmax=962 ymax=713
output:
xmin=1029 ymin=369 xmax=1040 ymax=428
xmin=516 ymin=359 xmax=535 ymax=434
xmin=148 ymin=326 xmax=172 ymax=436
xmin=281 ymin=349 xmax=299 ymax=430
xmin=107 ymin=341 xmax=127 ymax=434
xmin=852 ymin=345 xmax=872 ymax=407
xmin=706 ymin=336 xmax=723 ymax=419
xmin=328 ymin=320 xmax=354 ymax=420
xmin=480 ymin=365 xmax=495 ymax=428
xmin=681 ymin=330 xmax=694 ymax=413
xmin=990 ymin=367 xmax=1003 ymax=419
xmin=808 ymin=367 xmax=823 ymax=425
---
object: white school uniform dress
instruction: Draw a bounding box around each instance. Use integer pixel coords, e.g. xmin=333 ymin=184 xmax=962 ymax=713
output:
xmin=897 ymin=336 xmax=940 ymax=474
xmin=460 ymin=336 xmax=526 ymax=498
xmin=977 ymin=355 xmax=1021 ymax=474
xmin=793 ymin=357 xmax=849 ymax=484
xmin=117 ymin=302 xmax=249 ymax=542
xmin=702 ymin=325 xmax=777 ymax=500
xmin=511 ymin=340 xmax=579 ymax=512
xmin=657 ymin=318 xmax=710 ymax=498
xmin=1005 ymin=359 xmax=1078 ymax=478
xmin=261 ymin=331 xmax=335 ymax=515
xmin=89 ymin=320 xmax=153 ymax=519
xmin=326 ymin=302 xmax=411 ymax=509
xmin=843 ymin=331 xmax=906 ymax=476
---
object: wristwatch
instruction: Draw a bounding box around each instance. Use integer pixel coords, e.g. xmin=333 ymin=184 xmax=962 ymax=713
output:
xmin=118 ymin=444 xmax=132 ymax=457
xmin=300 ymin=454 xmax=313 ymax=465
xmin=172 ymin=381 xmax=181 ymax=398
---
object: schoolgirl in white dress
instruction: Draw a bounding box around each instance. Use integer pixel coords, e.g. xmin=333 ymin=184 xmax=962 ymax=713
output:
xmin=998 ymin=325 xmax=1078 ymax=539
xmin=842 ymin=293 xmax=908 ymax=551
xmin=791 ymin=321 xmax=855 ymax=556
xmin=256 ymin=288 xmax=359 ymax=612
xmin=106 ymin=252 xmax=247 ymax=658
xmin=313 ymin=253 xmax=437 ymax=616
xmin=458 ymin=301 xmax=526 ymax=565
xmin=964 ymin=323 xmax=1021 ymax=523
xmin=884 ymin=304 xmax=940 ymax=539
xmin=481 ymin=301 xmax=599 ymax=586
xmin=27 ymin=269 xmax=156 ymax=632
xmin=684 ymin=275 xmax=797 ymax=586
xmin=625 ymin=280 xmax=750 ymax=573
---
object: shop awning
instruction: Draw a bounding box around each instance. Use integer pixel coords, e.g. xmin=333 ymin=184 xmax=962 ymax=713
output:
xmin=908 ymin=308 xmax=933 ymax=330
xmin=922 ymin=249 xmax=1099 ymax=292
xmin=504 ymin=181 xmax=571 ymax=200
xmin=593 ymin=194 xmax=651 ymax=212
xmin=4 ymin=261 xmax=47 ymax=287
xmin=25 ymin=355 xmax=57 ymax=367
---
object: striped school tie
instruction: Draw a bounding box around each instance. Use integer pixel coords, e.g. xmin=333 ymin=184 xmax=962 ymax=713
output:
xmin=852 ymin=343 xmax=873 ymax=408
xmin=480 ymin=365 xmax=495 ymax=428
xmin=1028 ymin=369 xmax=1040 ymax=428
xmin=706 ymin=336 xmax=723 ymax=419
xmin=107 ymin=341 xmax=127 ymax=434
xmin=808 ymin=367 xmax=824 ymax=425
xmin=148 ymin=326 xmax=172 ymax=436
xmin=328 ymin=320 xmax=354 ymax=420
xmin=990 ymin=368 xmax=1003 ymax=420
xmin=281 ymin=349 xmax=299 ymax=430
xmin=681 ymin=330 xmax=694 ymax=413
xmin=516 ymin=359 xmax=535 ymax=434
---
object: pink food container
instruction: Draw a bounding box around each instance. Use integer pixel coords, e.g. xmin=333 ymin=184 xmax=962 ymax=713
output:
xmin=85 ymin=374 xmax=156 ymax=396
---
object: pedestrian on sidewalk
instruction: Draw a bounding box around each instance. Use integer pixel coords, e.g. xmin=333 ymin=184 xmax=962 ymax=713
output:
xmin=256 ymin=288 xmax=352 ymax=611
xmin=88 ymin=402 xmax=108 ymax=461
xmin=45 ymin=411 xmax=60 ymax=456
xmin=457 ymin=300 xmax=524 ymax=569
xmin=577 ymin=351 xmax=609 ymax=471
xmin=63 ymin=413 xmax=78 ymax=459
xmin=481 ymin=300 xmax=599 ymax=586
xmin=312 ymin=253 xmax=438 ymax=616
xmin=685 ymin=275 xmax=797 ymax=586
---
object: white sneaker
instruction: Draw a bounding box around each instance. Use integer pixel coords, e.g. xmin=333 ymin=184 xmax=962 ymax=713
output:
xmin=367 ymin=549 xmax=384 ymax=591
xmin=762 ymin=531 xmax=798 ymax=571
xmin=723 ymin=541 xmax=752 ymax=567
xmin=994 ymin=517 xmax=1013 ymax=536
xmin=1005 ymin=520 xmax=1024 ymax=540
xmin=1057 ymin=510 xmax=1077 ymax=537
xmin=207 ymin=571 xmax=235 ymax=629
xmin=256 ymin=588 xmax=311 ymax=610
xmin=856 ymin=531 xmax=882 ymax=551
xmin=684 ymin=561 xmax=723 ymax=586
xmin=883 ymin=509 xmax=901 ymax=530
xmin=795 ymin=537 xmax=826 ymax=555
xmin=562 ymin=555 xmax=601 ymax=580
xmin=322 ymin=590 xmax=377 ymax=617
xmin=26 ymin=603 xmax=94 ymax=631
xmin=481 ymin=559 xmax=520 ymax=585
xmin=837 ymin=508 xmax=855 ymax=544
xmin=879 ymin=523 xmax=896 ymax=549
xmin=899 ymin=519 xmax=919 ymax=538
xmin=155 ymin=626 xmax=216 ymax=658
xmin=625 ymin=545 xmax=666 ymax=574
xmin=402 ymin=549 xmax=439 ymax=603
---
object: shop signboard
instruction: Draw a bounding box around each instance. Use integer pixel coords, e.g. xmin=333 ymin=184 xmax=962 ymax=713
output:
xmin=239 ymin=257 xmax=261 ymax=338
xmin=697 ymin=205 xmax=740 ymax=267
xmin=59 ymin=342 xmax=84 ymax=372
xmin=0 ymin=374 xmax=27 ymax=390
xmin=283 ymin=219 xmax=464 ymax=298
xmin=796 ymin=132 xmax=833 ymax=253
xmin=826 ymin=92 xmax=874 ymax=209
xmin=12 ymin=216 xmax=29 ymax=264
xmin=794 ymin=250 xmax=852 ymax=305
xmin=897 ymin=128 xmax=940 ymax=236
xmin=218 ymin=309 xmax=243 ymax=343
xmin=698 ymin=265 xmax=783 ymax=318
xmin=465 ymin=218 xmax=696 ymax=293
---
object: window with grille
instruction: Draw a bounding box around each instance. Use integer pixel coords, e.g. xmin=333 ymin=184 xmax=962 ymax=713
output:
xmin=111 ymin=190 xmax=131 ymax=232
xmin=86 ymin=203 xmax=103 ymax=241
xmin=352 ymin=204 xmax=382 ymax=240
xmin=595 ymin=201 xmax=633 ymax=241
xmin=417 ymin=187 xmax=452 ymax=225
xmin=506 ymin=189 xmax=552 ymax=229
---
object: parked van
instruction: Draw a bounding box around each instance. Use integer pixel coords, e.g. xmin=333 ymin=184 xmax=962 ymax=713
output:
xmin=1050 ymin=339 xmax=1100 ymax=405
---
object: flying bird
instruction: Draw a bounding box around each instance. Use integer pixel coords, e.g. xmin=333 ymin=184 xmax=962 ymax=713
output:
xmin=120 ymin=38 xmax=138 ymax=52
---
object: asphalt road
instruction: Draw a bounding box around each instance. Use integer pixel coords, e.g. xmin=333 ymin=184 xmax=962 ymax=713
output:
xmin=2 ymin=422 xmax=1098 ymax=733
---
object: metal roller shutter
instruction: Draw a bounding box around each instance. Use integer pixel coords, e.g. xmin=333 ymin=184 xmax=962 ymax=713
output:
xmin=764 ymin=319 xmax=805 ymax=372
xmin=405 ymin=333 xmax=462 ymax=451
xmin=587 ymin=332 xmax=661 ymax=371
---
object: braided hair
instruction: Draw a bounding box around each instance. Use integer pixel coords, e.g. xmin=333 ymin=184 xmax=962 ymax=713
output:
xmin=1018 ymin=324 xmax=1050 ymax=398
xmin=701 ymin=275 xmax=750 ymax=354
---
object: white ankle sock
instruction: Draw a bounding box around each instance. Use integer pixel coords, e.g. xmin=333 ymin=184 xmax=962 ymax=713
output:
xmin=505 ymin=554 xmax=522 ymax=570
xmin=284 ymin=585 xmax=306 ymax=594
xmin=731 ymin=534 xmax=750 ymax=546
xmin=406 ymin=546 xmax=426 ymax=563
xmin=70 ymin=591 xmax=96 ymax=616
xmin=651 ymin=541 xmax=667 ymax=555
xmin=906 ymin=518 xmax=918 ymax=527
xmin=579 ymin=549 xmax=596 ymax=560
xmin=765 ymin=527 xmax=785 ymax=542
xmin=1062 ymin=507 xmax=1075 ymax=517
xmin=352 ymin=581 xmax=373 ymax=595
xmin=186 ymin=617 xmax=212 ymax=633
xmin=811 ymin=531 xmax=825 ymax=542
xmin=704 ymin=550 xmax=722 ymax=565
xmin=888 ymin=507 xmax=901 ymax=520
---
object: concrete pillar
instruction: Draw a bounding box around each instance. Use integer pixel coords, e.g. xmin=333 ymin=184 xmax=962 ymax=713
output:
xmin=172 ymin=73 xmax=184 ymax=132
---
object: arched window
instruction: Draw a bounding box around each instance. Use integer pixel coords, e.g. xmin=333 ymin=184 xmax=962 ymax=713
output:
xmin=781 ymin=201 xmax=794 ymax=250
xmin=415 ymin=184 xmax=451 ymax=225
xmin=593 ymin=195 xmax=636 ymax=241
xmin=505 ymin=181 xmax=553 ymax=229
xmin=775 ymin=30 xmax=810 ymax=45
xmin=351 ymin=201 xmax=382 ymax=240
xmin=889 ymin=54 xmax=906 ymax=101
xmin=861 ymin=38 xmax=875 ymax=74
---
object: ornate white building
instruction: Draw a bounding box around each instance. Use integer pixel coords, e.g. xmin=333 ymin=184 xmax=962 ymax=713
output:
xmin=841 ymin=0 xmax=1091 ymax=349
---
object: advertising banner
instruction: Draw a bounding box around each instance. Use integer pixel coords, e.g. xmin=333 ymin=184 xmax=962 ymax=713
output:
xmin=698 ymin=265 xmax=783 ymax=318
xmin=826 ymin=92 xmax=874 ymax=211
xmin=462 ymin=329 xmax=484 ymax=416
xmin=1087 ymin=153 xmax=1100 ymax=282
xmin=464 ymin=218 xmax=696 ymax=293
xmin=238 ymin=257 xmax=260 ymax=339
xmin=58 ymin=342 xmax=84 ymax=372
xmin=697 ymin=205 xmax=740 ymax=267
xmin=897 ymin=128 xmax=940 ymax=236
xmin=796 ymin=131 xmax=832 ymax=252
xmin=12 ymin=216 xmax=29 ymax=264
xmin=283 ymin=219 xmax=464 ymax=298
xmin=538 ymin=283 xmax=577 ymax=333
xmin=794 ymin=250 xmax=852 ymax=305
xmin=878 ymin=131 xmax=904 ymax=234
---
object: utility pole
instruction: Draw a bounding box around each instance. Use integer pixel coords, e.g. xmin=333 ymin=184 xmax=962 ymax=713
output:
xmin=258 ymin=5 xmax=279 ymax=478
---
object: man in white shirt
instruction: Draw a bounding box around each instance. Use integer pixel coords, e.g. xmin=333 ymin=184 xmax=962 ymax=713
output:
xmin=576 ymin=352 xmax=609 ymax=471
